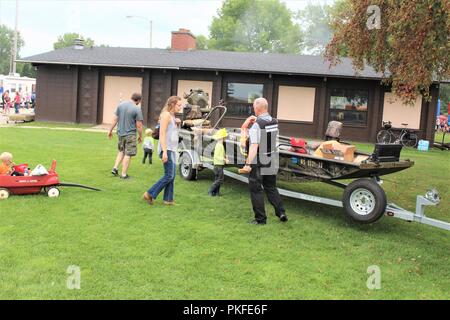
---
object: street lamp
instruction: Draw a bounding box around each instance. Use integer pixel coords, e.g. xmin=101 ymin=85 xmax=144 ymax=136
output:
xmin=126 ymin=15 xmax=152 ymax=48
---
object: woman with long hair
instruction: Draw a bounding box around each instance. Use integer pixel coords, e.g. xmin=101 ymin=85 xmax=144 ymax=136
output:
xmin=143 ymin=96 xmax=182 ymax=205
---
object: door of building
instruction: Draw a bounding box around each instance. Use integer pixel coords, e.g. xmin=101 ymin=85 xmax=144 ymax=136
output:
xmin=102 ymin=76 xmax=142 ymax=124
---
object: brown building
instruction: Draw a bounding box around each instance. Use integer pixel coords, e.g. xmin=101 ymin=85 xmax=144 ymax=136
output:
xmin=19 ymin=28 xmax=440 ymax=143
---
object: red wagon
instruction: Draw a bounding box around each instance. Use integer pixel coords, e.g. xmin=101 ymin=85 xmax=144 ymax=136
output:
xmin=0 ymin=160 xmax=100 ymax=200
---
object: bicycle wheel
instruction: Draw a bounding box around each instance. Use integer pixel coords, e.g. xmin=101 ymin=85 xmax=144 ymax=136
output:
xmin=400 ymin=132 xmax=418 ymax=147
xmin=377 ymin=130 xmax=392 ymax=144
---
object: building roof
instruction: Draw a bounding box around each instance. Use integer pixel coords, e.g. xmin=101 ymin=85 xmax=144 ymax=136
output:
xmin=19 ymin=46 xmax=386 ymax=80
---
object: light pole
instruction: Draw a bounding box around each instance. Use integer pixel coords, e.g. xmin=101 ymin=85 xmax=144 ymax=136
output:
xmin=126 ymin=15 xmax=152 ymax=48
xmin=10 ymin=0 xmax=19 ymax=75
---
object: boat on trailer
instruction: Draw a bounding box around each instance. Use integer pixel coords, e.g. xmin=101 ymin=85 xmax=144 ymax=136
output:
xmin=177 ymin=105 xmax=449 ymax=231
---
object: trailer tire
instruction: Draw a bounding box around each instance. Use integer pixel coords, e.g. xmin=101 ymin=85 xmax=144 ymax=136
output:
xmin=342 ymin=179 xmax=386 ymax=224
xmin=179 ymin=152 xmax=197 ymax=181
xmin=0 ymin=188 xmax=10 ymax=200
xmin=47 ymin=187 xmax=60 ymax=198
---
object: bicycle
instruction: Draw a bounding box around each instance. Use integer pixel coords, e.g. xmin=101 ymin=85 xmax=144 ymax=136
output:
xmin=376 ymin=121 xmax=418 ymax=147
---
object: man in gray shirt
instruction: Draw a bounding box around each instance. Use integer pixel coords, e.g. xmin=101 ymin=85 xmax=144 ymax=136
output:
xmin=108 ymin=93 xmax=144 ymax=179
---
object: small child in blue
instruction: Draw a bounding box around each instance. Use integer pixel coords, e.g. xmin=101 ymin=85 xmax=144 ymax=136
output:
xmin=142 ymin=129 xmax=154 ymax=165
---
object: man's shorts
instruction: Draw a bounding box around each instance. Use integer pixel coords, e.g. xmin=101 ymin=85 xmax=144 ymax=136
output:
xmin=118 ymin=135 xmax=137 ymax=156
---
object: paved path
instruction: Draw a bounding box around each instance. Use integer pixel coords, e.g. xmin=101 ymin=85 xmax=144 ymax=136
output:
xmin=0 ymin=110 xmax=109 ymax=132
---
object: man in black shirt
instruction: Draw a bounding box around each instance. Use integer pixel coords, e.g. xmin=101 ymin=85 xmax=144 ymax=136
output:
xmin=240 ymin=98 xmax=287 ymax=225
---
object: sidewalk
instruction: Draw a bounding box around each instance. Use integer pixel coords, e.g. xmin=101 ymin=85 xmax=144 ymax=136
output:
xmin=0 ymin=109 xmax=109 ymax=132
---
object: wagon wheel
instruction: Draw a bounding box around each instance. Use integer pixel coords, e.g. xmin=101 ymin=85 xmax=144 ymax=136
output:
xmin=342 ymin=179 xmax=386 ymax=224
xmin=179 ymin=152 xmax=197 ymax=181
xmin=47 ymin=187 xmax=60 ymax=198
xmin=0 ymin=188 xmax=10 ymax=200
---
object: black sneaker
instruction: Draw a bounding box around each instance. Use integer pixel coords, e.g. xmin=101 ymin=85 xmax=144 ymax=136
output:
xmin=120 ymin=174 xmax=130 ymax=179
xmin=249 ymin=219 xmax=266 ymax=225
xmin=111 ymin=168 xmax=118 ymax=176
xmin=279 ymin=214 xmax=288 ymax=222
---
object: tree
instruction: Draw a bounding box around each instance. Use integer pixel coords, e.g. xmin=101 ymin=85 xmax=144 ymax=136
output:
xmin=53 ymin=33 xmax=95 ymax=50
xmin=196 ymin=35 xmax=209 ymax=50
xmin=17 ymin=62 xmax=36 ymax=78
xmin=0 ymin=24 xmax=25 ymax=75
xmin=297 ymin=4 xmax=333 ymax=55
xmin=206 ymin=0 xmax=303 ymax=53
xmin=325 ymin=0 xmax=450 ymax=105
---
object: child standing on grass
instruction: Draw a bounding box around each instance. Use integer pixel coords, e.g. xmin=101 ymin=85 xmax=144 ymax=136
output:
xmin=208 ymin=128 xmax=229 ymax=196
xmin=142 ymin=128 xmax=154 ymax=165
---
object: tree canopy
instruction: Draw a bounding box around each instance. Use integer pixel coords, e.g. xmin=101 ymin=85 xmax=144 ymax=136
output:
xmin=325 ymin=0 xmax=450 ymax=104
xmin=204 ymin=0 xmax=303 ymax=53
xmin=53 ymin=33 xmax=95 ymax=50
xmin=0 ymin=24 xmax=25 ymax=75
xmin=297 ymin=3 xmax=333 ymax=55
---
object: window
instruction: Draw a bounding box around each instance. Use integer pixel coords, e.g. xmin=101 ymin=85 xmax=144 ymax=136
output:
xmin=277 ymin=86 xmax=315 ymax=122
xmin=329 ymin=88 xmax=369 ymax=125
xmin=225 ymin=82 xmax=264 ymax=117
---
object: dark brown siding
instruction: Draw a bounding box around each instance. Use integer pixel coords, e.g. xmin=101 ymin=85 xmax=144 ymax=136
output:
xmin=35 ymin=65 xmax=78 ymax=123
xmin=77 ymin=67 xmax=99 ymax=124
xmin=426 ymin=84 xmax=439 ymax=144
xmin=148 ymin=69 xmax=172 ymax=127
xmin=33 ymin=63 xmax=438 ymax=143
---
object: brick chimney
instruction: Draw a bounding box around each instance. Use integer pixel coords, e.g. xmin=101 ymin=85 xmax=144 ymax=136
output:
xmin=171 ymin=28 xmax=196 ymax=51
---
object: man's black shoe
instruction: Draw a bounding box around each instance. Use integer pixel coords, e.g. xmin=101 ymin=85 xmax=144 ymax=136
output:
xmin=249 ymin=219 xmax=266 ymax=225
xmin=111 ymin=168 xmax=118 ymax=176
xmin=279 ymin=214 xmax=288 ymax=222
xmin=120 ymin=174 xmax=130 ymax=179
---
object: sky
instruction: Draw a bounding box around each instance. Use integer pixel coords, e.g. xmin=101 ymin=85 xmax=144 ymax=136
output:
xmin=0 ymin=0 xmax=335 ymax=57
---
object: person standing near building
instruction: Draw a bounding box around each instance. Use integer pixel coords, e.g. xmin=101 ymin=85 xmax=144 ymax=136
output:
xmin=108 ymin=92 xmax=144 ymax=179
xmin=13 ymin=91 xmax=21 ymax=114
xmin=143 ymin=96 xmax=182 ymax=205
xmin=239 ymin=97 xmax=288 ymax=225
xmin=3 ymin=91 xmax=11 ymax=114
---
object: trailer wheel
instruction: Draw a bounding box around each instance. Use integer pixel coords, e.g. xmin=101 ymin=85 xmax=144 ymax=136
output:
xmin=47 ymin=187 xmax=60 ymax=198
xmin=0 ymin=188 xmax=10 ymax=200
xmin=342 ymin=179 xmax=386 ymax=224
xmin=179 ymin=152 xmax=197 ymax=181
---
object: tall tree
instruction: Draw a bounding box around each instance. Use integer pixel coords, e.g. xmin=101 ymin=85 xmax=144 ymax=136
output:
xmin=53 ymin=33 xmax=95 ymax=50
xmin=196 ymin=35 xmax=209 ymax=50
xmin=325 ymin=0 xmax=450 ymax=105
xmin=297 ymin=4 xmax=333 ymax=55
xmin=0 ymin=24 xmax=25 ymax=75
xmin=205 ymin=0 xmax=303 ymax=53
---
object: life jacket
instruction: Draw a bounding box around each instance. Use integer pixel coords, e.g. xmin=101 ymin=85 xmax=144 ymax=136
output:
xmin=290 ymin=137 xmax=307 ymax=154
xmin=247 ymin=116 xmax=279 ymax=167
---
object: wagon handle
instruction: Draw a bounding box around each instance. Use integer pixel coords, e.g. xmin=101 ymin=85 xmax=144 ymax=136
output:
xmin=49 ymin=160 xmax=57 ymax=173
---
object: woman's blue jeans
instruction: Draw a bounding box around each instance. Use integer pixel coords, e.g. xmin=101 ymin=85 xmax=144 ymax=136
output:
xmin=147 ymin=150 xmax=176 ymax=202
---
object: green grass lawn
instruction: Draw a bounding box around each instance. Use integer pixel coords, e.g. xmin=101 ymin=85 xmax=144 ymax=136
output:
xmin=0 ymin=127 xmax=449 ymax=299
xmin=435 ymin=131 xmax=450 ymax=144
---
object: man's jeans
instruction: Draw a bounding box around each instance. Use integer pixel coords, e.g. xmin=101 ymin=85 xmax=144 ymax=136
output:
xmin=147 ymin=150 xmax=176 ymax=202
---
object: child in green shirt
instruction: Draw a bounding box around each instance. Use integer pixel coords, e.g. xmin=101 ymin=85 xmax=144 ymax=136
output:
xmin=142 ymin=129 xmax=154 ymax=165
xmin=208 ymin=128 xmax=229 ymax=196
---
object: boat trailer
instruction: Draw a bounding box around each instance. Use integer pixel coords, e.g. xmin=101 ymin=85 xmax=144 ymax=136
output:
xmin=202 ymin=162 xmax=449 ymax=231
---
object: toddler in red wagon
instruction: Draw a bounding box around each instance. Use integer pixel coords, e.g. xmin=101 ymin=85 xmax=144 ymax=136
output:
xmin=0 ymin=152 xmax=14 ymax=175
